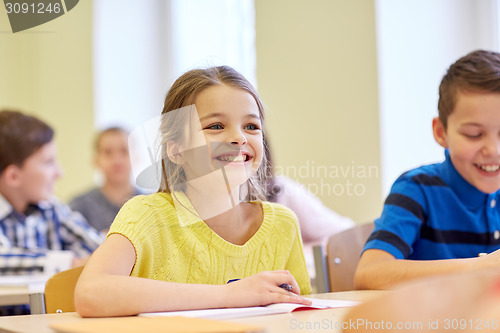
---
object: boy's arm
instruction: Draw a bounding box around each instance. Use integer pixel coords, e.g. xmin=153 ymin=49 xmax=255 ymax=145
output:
xmin=346 ymin=267 xmax=500 ymax=333
xmin=53 ymin=201 xmax=104 ymax=257
xmin=354 ymin=249 xmax=481 ymax=290
xmin=0 ymin=247 xmax=46 ymax=275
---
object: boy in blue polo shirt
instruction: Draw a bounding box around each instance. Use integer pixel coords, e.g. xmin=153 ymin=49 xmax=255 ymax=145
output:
xmin=355 ymin=50 xmax=500 ymax=290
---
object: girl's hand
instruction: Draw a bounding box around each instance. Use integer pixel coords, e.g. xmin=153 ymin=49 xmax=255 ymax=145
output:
xmin=222 ymin=270 xmax=312 ymax=308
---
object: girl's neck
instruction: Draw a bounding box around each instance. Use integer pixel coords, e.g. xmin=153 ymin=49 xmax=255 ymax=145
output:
xmin=198 ymin=200 xmax=262 ymax=246
xmin=100 ymin=181 xmax=135 ymax=206
xmin=184 ymin=172 xmax=241 ymax=221
xmin=183 ymin=176 xmax=262 ymax=245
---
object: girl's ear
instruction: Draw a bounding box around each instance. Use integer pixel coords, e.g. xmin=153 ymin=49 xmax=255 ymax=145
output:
xmin=166 ymin=141 xmax=183 ymax=165
xmin=432 ymin=117 xmax=448 ymax=148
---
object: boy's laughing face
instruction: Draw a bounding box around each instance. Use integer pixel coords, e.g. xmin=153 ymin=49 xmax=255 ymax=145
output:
xmin=433 ymin=91 xmax=500 ymax=194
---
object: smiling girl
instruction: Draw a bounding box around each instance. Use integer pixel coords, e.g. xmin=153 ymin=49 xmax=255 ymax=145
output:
xmin=75 ymin=66 xmax=312 ymax=317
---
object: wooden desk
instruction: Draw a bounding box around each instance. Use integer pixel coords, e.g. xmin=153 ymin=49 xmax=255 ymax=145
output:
xmin=0 ymin=288 xmax=45 ymax=314
xmin=0 ymin=290 xmax=383 ymax=333
xmin=0 ymin=274 xmax=50 ymax=314
xmin=0 ymin=288 xmax=35 ymax=307
xmin=0 ymin=275 xmax=49 ymax=312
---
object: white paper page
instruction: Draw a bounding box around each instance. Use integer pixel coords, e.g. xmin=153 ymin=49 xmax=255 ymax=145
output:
xmin=140 ymin=306 xmax=285 ymax=320
xmin=306 ymin=298 xmax=360 ymax=308
xmin=265 ymin=298 xmax=360 ymax=312
xmin=140 ymin=297 xmax=360 ymax=320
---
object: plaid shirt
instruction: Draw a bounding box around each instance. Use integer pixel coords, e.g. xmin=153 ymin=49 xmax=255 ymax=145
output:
xmin=0 ymin=194 xmax=104 ymax=275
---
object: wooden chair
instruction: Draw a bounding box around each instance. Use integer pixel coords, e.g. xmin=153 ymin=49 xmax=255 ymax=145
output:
xmin=43 ymin=265 xmax=84 ymax=313
xmin=313 ymin=222 xmax=374 ymax=292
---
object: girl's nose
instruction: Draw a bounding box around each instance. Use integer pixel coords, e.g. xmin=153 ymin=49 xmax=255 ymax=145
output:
xmin=229 ymin=130 xmax=247 ymax=146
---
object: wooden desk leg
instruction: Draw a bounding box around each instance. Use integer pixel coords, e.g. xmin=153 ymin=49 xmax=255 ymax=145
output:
xmin=29 ymin=293 xmax=46 ymax=314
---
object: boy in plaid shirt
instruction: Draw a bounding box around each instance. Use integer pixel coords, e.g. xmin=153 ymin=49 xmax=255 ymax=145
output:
xmin=0 ymin=110 xmax=103 ymax=314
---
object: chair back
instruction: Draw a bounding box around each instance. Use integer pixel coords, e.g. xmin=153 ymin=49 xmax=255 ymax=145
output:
xmin=325 ymin=222 xmax=374 ymax=292
xmin=44 ymin=265 xmax=84 ymax=313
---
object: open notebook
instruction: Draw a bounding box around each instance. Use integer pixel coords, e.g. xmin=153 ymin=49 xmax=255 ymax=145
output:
xmin=140 ymin=297 xmax=360 ymax=320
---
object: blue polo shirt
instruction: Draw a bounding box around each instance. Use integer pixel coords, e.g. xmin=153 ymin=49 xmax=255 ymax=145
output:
xmin=364 ymin=150 xmax=500 ymax=260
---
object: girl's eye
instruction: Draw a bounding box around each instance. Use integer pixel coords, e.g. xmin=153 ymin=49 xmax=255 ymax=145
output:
xmin=205 ymin=123 xmax=223 ymax=130
xmin=245 ymin=123 xmax=260 ymax=131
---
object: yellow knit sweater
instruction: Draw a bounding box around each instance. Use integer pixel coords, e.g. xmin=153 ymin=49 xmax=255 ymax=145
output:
xmin=108 ymin=192 xmax=311 ymax=294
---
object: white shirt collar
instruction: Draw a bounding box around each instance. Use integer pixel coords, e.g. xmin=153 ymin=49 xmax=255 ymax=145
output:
xmin=0 ymin=194 xmax=13 ymax=220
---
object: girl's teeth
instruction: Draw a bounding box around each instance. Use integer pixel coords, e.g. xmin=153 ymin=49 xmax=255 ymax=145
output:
xmin=218 ymin=155 xmax=245 ymax=162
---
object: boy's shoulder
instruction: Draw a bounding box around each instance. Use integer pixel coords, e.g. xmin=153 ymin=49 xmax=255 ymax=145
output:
xmin=69 ymin=188 xmax=102 ymax=206
xmin=395 ymin=160 xmax=448 ymax=187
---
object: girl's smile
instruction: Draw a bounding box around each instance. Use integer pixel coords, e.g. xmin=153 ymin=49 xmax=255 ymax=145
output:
xmin=214 ymin=151 xmax=252 ymax=163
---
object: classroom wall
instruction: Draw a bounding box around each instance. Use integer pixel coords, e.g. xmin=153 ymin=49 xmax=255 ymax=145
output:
xmin=0 ymin=2 xmax=95 ymax=202
xmin=254 ymin=0 xmax=382 ymax=223
xmin=377 ymin=0 xmax=500 ymax=196
xmin=1 ymin=0 xmax=382 ymax=223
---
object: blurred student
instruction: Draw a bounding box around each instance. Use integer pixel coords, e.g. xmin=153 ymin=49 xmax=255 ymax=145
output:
xmin=0 ymin=110 xmax=103 ymax=314
xmin=267 ymin=174 xmax=354 ymax=247
xmin=70 ymin=127 xmax=141 ymax=234
xmin=355 ymin=50 xmax=500 ymax=290
xmin=265 ymin=156 xmax=355 ymax=284
xmin=0 ymin=110 xmax=103 ymax=266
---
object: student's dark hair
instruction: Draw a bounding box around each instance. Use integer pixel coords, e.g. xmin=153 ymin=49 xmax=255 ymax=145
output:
xmin=438 ymin=50 xmax=500 ymax=129
xmin=0 ymin=110 xmax=54 ymax=174
xmin=94 ymin=127 xmax=129 ymax=152
xmin=158 ymin=65 xmax=272 ymax=201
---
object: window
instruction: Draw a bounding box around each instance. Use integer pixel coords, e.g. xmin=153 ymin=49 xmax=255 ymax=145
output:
xmin=93 ymin=0 xmax=256 ymax=130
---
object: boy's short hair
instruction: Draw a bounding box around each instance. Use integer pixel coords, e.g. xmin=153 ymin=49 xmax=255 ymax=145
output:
xmin=94 ymin=127 xmax=129 ymax=153
xmin=0 ymin=110 xmax=54 ymax=174
xmin=438 ymin=50 xmax=500 ymax=129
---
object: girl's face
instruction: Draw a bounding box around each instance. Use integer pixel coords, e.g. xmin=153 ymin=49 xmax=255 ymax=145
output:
xmin=178 ymin=84 xmax=263 ymax=188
